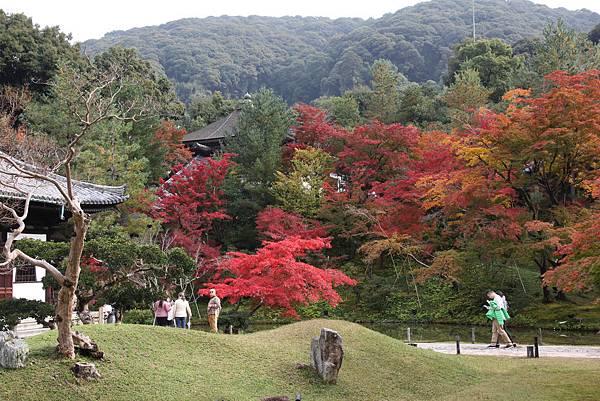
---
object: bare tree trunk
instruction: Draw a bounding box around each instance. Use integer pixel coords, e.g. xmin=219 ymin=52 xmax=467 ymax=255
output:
xmin=247 ymin=301 xmax=263 ymax=318
xmin=535 ymin=255 xmax=552 ymax=304
xmin=55 ymin=209 xmax=89 ymax=359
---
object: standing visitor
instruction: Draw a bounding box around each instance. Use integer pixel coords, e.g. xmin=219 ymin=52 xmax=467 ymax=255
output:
xmin=484 ymin=290 xmax=514 ymax=348
xmin=166 ymin=296 xmax=175 ymax=327
xmin=153 ymin=297 xmax=171 ymax=327
xmin=207 ymin=288 xmax=222 ymax=333
xmin=173 ymin=292 xmax=192 ymax=329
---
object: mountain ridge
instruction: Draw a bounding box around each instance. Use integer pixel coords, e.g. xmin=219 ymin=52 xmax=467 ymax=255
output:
xmin=83 ymin=0 xmax=600 ymax=103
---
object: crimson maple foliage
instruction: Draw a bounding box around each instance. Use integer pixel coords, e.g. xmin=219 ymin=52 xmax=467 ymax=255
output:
xmin=292 ymin=104 xmax=347 ymax=150
xmin=153 ymin=155 xmax=234 ymax=258
xmin=256 ymin=207 xmax=329 ymax=241
xmin=335 ymin=122 xmax=419 ymax=201
xmin=200 ymin=236 xmax=357 ymax=318
xmin=152 ymin=120 xmax=193 ymax=169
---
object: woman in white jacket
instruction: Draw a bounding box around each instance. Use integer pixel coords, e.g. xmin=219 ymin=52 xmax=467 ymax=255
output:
xmin=172 ymin=292 xmax=192 ymax=329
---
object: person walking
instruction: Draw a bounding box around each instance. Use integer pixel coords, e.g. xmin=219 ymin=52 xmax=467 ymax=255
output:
xmin=153 ymin=297 xmax=171 ymax=327
xmin=497 ymin=290 xmax=509 ymax=312
xmin=484 ymin=290 xmax=514 ymax=348
xmin=207 ymin=288 xmax=222 ymax=333
xmin=496 ymin=290 xmax=516 ymax=347
xmin=173 ymin=292 xmax=192 ymax=329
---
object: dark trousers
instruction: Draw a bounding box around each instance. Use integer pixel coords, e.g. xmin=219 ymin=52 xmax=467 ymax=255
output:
xmin=155 ymin=316 xmax=168 ymax=326
xmin=175 ymin=317 xmax=186 ymax=328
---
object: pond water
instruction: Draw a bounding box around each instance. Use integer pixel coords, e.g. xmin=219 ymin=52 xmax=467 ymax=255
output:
xmin=194 ymin=321 xmax=600 ymax=346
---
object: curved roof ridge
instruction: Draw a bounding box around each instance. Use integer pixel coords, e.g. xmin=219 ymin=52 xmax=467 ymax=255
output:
xmin=183 ymin=109 xmax=240 ymax=143
xmin=0 ymin=152 xmax=129 ymax=207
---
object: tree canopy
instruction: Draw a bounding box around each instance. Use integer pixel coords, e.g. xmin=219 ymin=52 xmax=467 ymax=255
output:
xmin=81 ymin=0 xmax=599 ymax=103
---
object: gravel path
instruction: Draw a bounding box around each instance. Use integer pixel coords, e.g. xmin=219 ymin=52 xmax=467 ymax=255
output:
xmin=416 ymin=342 xmax=600 ymax=358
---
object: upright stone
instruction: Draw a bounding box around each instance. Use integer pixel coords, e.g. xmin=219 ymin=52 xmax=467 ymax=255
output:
xmin=0 ymin=331 xmax=29 ymax=369
xmin=311 ymin=328 xmax=344 ymax=384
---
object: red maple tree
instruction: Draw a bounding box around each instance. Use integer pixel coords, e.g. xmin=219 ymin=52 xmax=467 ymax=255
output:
xmin=152 ymin=120 xmax=193 ymax=170
xmin=153 ymin=155 xmax=234 ymax=258
xmin=200 ymin=236 xmax=357 ymax=318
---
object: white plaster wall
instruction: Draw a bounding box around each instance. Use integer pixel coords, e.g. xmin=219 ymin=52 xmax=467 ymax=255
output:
xmin=10 ymin=233 xmax=47 ymax=301
xmin=12 ymin=281 xmax=45 ymax=301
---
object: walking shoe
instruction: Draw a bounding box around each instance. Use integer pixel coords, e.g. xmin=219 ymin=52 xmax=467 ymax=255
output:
xmin=503 ymin=344 xmax=513 ymax=348
xmin=487 ymin=345 xmax=497 ymax=348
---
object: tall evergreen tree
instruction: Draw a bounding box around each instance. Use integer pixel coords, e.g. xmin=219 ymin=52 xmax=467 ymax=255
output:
xmin=530 ymin=20 xmax=600 ymax=85
xmin=221 ymin=89 xmax=294 ymax=249
xmin=366 ymin=59 xmax=405 ymax=123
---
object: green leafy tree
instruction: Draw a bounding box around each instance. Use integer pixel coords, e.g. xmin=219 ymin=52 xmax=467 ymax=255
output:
xmin=314 ymin=95 xmax=361 ymax=128
xmin=445 ymin=38 xmax=522 ymax=101
xmin=590 ymin=22 xmax=600 ymax=44
xmin=19 ymin=236 xmax=196 ymax=317
xmin=0 ymin=299 xmax=55 ymax=330
xmin=442 ymin=68 xmax=491 ymax=127
xmin=272 ymin=147 xmax=333 ymax=217
xmin=75 ymin=120 xmax=150 ymax=194
xmin=366 ymin=59 xmax=405 ymax=123
xmin=528 ymin=20 xmax=600 ymax=88
xmin=397 ymin=81 xmax=447 ymax=127
xmin=187 ymin=91 xmax=236 ymax=131
xmin=224 ymin=89 xmax=293 ymax=189
xmin=0 ymin=10 xmax=81 ymax=93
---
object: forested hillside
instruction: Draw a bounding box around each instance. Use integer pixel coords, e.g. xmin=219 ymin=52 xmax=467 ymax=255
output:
xmin=83 ymin=0 xmax=599 ymax=103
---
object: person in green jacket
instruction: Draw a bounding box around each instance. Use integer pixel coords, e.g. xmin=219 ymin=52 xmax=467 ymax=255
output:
xmin=484 ymin=290 xmax=514 ymax=348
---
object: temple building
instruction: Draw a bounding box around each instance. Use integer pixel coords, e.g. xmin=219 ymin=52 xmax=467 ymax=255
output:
xmin=182 ymin=109 xmax=241 ymax=156
xmin=0 ymin=154 xmax=128 ymax=301
xmin=181 ymin=94 xmax=294 ymax=157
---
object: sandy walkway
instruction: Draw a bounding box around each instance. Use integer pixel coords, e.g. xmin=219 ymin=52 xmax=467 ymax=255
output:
xmin=416 ymin=342 xmax=600 ymax=358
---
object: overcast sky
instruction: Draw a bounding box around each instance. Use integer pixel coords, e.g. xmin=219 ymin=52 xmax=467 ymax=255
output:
xmin=2 ymin=0 xmax=599 ymax=42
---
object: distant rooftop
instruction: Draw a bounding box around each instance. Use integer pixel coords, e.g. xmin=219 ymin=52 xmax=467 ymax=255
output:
xmin=0 ymin=153 xmax=128 ymax=207
xmin=182 ymin=109 xmax=241 ymax=145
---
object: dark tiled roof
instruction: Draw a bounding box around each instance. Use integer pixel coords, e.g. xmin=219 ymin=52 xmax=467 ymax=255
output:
xmin=0 ymin=154 xmax=128 ymax=207
xmin=182 ymin=109 xmax=240 ymax=143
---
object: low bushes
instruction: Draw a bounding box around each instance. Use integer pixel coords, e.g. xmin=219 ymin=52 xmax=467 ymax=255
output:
xmin=0 ymin=298 xmax=55 ymax=330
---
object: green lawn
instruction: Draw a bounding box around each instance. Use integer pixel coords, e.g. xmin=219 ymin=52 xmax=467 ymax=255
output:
xmin=1 ymin=319 xmax=599 ymax=401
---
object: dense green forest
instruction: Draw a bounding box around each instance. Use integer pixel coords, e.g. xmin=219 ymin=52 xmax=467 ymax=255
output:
xmin=83 ymin=0 xmax=600 ymax=103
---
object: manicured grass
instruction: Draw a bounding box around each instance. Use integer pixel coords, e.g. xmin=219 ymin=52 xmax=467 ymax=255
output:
xmin=1 ymin=319 xmax=599 ymax=401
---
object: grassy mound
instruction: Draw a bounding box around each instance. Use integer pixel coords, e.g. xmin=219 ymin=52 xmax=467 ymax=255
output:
xmin=1 ymin=319 xmax=599 ymax=401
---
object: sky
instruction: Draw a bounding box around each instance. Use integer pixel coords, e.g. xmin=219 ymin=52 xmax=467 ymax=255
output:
xmin=2 ymin=0 xmax=599 ymax=42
